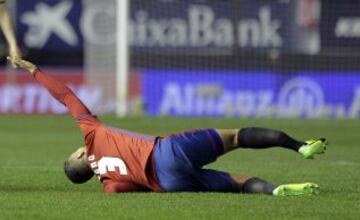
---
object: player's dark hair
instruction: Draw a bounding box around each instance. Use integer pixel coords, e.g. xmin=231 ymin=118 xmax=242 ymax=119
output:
xmin=64 ymin=160 xmax=94 ymax=184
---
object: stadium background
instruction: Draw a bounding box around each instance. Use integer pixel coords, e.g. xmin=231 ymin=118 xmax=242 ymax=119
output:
xmin=1 ymin=1 xmax=360 ymax=219
xmin=0 ymin=0 xmax=359 ymax=118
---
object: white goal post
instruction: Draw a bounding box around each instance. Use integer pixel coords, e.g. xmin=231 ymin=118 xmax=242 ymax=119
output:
xmin=115 ymin=0 xmax=129 ymax=117
xmin=83 ymin=0 xmax=129 ymax=117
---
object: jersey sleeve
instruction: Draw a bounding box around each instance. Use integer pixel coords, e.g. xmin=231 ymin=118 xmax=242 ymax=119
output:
xmin=32 ymin=69 xmax=100 ymax=135
xmin=103 ymin=180 xmax=145 ymax=193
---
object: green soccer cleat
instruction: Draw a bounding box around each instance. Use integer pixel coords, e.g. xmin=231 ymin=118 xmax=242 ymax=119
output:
xmin=273 ymin=183 xmax=320 ymax=196
xmin=298 ymin=138 xmax=327 ymax=159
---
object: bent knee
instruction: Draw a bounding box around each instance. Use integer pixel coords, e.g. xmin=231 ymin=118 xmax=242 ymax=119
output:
xmin=215 ymin=129 xmax=239 ymax=152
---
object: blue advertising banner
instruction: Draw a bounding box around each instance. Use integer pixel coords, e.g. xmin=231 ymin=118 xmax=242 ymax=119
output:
xmin=130 ymin=0 xmax=294 ymax=50
xmin=321 ymin=1 xmax=360 ymax=51
xmin=15 ymin=0 xmax=296 ymax=53
xmin=142 ymin=70 xmax=360 ymax=118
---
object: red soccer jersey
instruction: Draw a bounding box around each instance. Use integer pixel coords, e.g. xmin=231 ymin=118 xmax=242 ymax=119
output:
xmin=85 ymin=125 xmax=162 ymax=193
xmin=33 ymin=69 xmax=162 ymax=193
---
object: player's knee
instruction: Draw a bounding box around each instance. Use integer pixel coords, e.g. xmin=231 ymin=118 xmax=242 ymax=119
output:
xmin=215 ymin=129 xmax=238 ymax=152
xmin=232 ymin=129 xmax=240 ymax=147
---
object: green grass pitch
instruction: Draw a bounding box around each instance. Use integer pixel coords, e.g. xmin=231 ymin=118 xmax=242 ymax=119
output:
xmin=0 ymin=115 xmax=360 ymax=219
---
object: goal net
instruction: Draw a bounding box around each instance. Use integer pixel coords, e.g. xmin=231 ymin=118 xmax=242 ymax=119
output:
xmin=68 ymin=0 xmax=360 ymax=118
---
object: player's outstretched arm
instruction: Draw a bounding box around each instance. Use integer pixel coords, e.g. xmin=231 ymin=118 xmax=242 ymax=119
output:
xmin=8 ymin=57 xmax=95 ymax=121
xmin=0 ymin=1 xmax=21 ymax=67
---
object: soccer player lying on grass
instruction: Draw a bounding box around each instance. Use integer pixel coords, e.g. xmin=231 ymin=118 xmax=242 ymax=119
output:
xmin=9 ymin=57 xmax=328 ymax=196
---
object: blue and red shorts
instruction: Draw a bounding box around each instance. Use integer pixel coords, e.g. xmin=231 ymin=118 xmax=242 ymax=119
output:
xmin=153 ymin=129 xmax=238 ymax=192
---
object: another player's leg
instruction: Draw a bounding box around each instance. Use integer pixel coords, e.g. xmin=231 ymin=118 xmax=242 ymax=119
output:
xmin=216 ymin=128 xmax=327 ymax=159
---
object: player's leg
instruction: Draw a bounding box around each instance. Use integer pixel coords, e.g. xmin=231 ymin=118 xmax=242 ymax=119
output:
xmin=230 ymin=174 xmax=319 ymax=196
xmin=232 ymin=175 xmax=275 ymax=194
xmin=154 ymin=129 xmax=229 ymax=192
xmin=216 ymin=128 xmax=327 ymax=158
xmin=154 ymin=129 xmax=321 ymax=193
xmin=197 ymin=170 xmax=274 ymax=195
xmin=196 ymin=169 xmax=319 ymax=195
xmin=216 ymin=128 xmax=303 ymax=153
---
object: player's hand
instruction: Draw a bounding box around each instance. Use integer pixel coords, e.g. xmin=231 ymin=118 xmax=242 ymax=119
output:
xmin=7 ymin=56 xmax=37 ymax=74
xmin=8 ymin=46 xmax=22 ymax=68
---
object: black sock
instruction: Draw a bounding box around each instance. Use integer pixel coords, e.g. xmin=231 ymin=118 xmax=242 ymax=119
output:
xmin=237 ymin=127 xmax=304 ymax=152
xmin=242 ymin=177 xmax=276 ymax=195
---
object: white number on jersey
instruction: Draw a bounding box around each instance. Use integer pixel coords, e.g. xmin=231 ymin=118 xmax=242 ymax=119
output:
xmin=98 ymin=157 xmax=128 ymax=175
